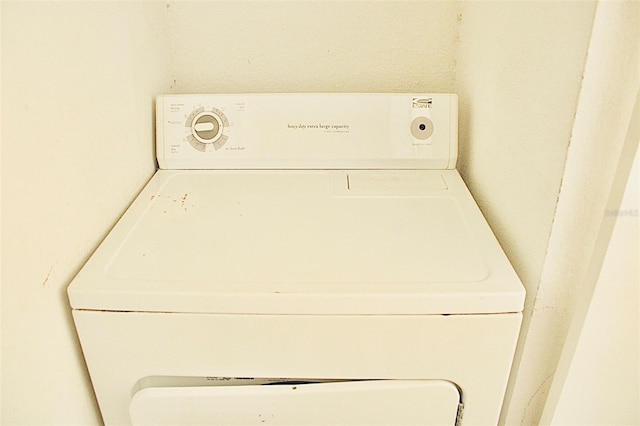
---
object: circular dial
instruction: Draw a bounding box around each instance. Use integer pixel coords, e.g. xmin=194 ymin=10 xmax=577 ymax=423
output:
xmin=184 ymin=107 xmax=230 ymax=152
xmin=192 ymin=111 xmax=223 ymax=144
xmin=410 ymin=116 xmax=434 ymax=140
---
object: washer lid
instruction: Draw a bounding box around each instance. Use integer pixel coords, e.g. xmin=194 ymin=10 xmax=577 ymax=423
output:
xmin=68 ymin=170 xmax=525 ymax=315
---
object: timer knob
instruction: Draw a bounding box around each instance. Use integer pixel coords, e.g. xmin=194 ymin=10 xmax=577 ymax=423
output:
xmin=192 ymin=111 xmax=223 ymax=144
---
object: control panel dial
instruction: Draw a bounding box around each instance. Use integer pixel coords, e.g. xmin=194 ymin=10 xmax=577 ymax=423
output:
xmin=193 ymin=112 xmax=222 ymax=143
xmin=184 ymin=107 xmax=230 ymax=152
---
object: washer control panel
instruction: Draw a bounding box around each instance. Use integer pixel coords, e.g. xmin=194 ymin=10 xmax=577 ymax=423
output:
xmin=156 ymin=94 xmax=457 ymax=170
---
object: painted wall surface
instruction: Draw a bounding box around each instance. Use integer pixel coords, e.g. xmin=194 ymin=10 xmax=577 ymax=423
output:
xmin=456 ymin=1 xmax=596 ymax=305
xmin=165 ymin=1 xmax=458 ymax=93
xmin=454 ymin=2 xmax=598 ymax=424
xmin=536 ymin=2 xmax=640 ymax=423
xmin=502 ymin=1 xmax=639 ymax=424
xmin=548 ymin=138 xmax=639 ymax=426
xmin=1 ymin=2 xmax=170 ymax=424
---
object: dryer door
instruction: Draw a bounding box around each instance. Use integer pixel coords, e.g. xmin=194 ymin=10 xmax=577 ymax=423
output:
xmin=130 ymin=379 xmax=461 ymax=425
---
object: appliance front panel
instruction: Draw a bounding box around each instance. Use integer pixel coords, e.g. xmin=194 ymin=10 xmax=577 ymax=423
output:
xmin=73 ymin=310 xmax=522 ymax=426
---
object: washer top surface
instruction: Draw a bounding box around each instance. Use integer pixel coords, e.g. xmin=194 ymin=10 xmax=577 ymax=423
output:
xmin=68 ymin=169 xmax=524 ymax=315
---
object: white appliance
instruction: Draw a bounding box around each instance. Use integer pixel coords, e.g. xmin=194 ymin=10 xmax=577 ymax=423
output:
xmin=68 ymin=94 xmax=525 ymax=426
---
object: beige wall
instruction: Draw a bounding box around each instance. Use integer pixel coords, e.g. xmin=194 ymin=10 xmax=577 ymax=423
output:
xmin=456 ymin=1 xmax=596 ymax=293
xmin=165 ymin=1 xmax=459 ymax=93
xmin=538 ymin=2 xmax=639 ymax=423
xmin=454 ymin=2 xmax=598 ymax=424
xmin=2 ymin=1 xmax=632 ymax=425
xmin=547 ymin=121 xmax=639 ymax=426
xmin=1 ymin=2 xmax=170 ymax=424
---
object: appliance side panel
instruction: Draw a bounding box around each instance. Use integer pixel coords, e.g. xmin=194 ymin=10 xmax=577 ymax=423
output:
xmin=448 ymin=94 xmax=459 ymax=169
xmin=155 ymin=97 xmax=166 ymax=169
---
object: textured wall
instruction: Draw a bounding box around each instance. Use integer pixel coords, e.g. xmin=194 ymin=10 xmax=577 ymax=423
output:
xmin=1 ymin=2 xmax=170 ymax=424
xmin=536 ymin=1 xmax=639 ymax=423
xmin=165 ymin=1 xmax=459 ymax=94
xmin=454 ymin=2 xmax=597 ymax=424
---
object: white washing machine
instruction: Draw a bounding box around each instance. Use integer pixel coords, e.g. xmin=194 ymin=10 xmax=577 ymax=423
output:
xmin=68 ymin=94 xmax=525 ymax=426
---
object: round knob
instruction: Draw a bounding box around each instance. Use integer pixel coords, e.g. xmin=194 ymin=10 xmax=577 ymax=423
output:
xmin=410 ymin=116 xmax=434 ymax=140
xmin=192 ymin=112 xmax=223 ymax=144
